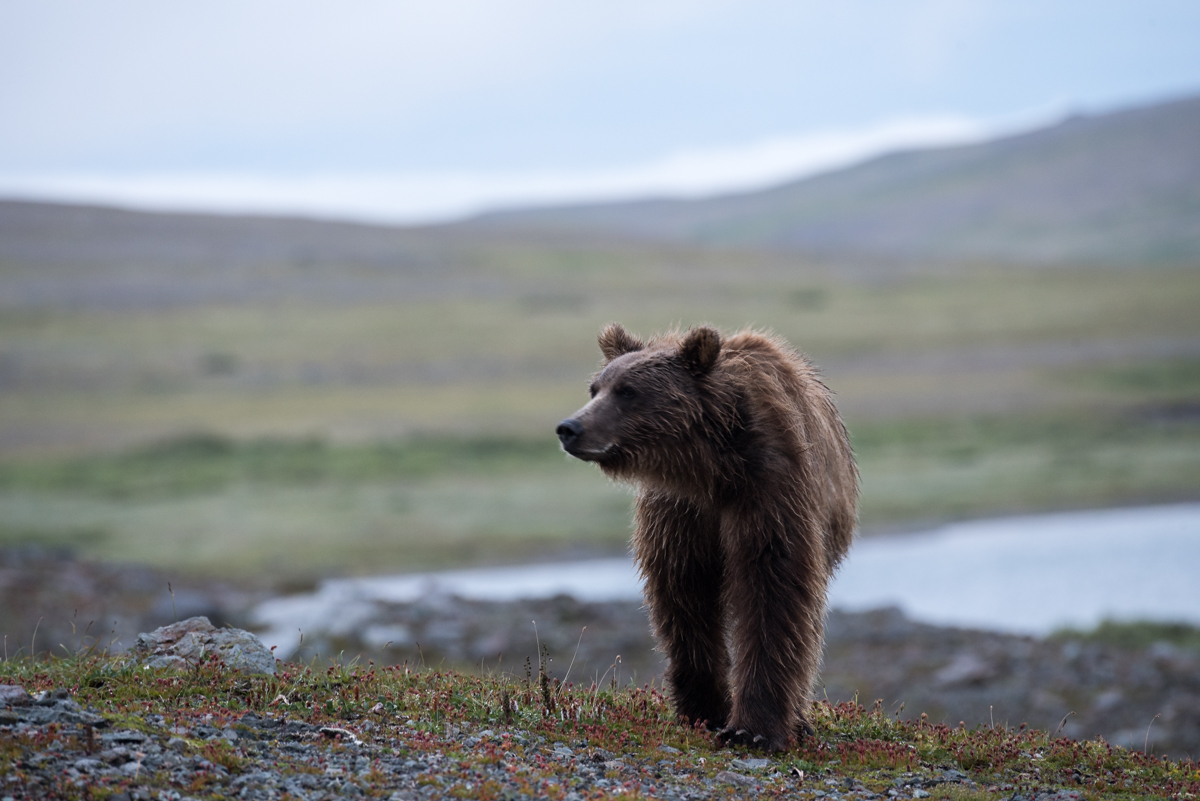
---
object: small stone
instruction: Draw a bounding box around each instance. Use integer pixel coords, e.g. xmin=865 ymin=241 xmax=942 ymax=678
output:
xmin=732 ymin=757 xmax=770 ymax=770
xmin=913 ymin=790 xmax=931 ymax=799
xmin=716 ymin=770 xmax=757 ymax=788
xmin=33 ymin=688 xmax=70 ymax=705
xmin=0 ymin=685 xmax=32 ymax=707
xmin=320 ymin=726 xmax=363 ymax=745
xmin=659 ymin=745 xmax=681 ymax=754
xmin=104 ymin=729 xmax=148 ymax=745
xmin=99 ymin=746 xmax=130 ymax=764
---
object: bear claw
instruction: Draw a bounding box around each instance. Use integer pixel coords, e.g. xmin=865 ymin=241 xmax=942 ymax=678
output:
xmin=716 ymin=727 xmax=778 ymax=751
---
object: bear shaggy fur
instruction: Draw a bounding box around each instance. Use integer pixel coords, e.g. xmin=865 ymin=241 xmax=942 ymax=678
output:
xmin=557 ymin=323 xmax=858 ymax=751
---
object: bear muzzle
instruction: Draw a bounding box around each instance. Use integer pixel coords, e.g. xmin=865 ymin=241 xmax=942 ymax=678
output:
xmin=556 ymin=418 xmax=584 ymax=451
xmin=556 ymin=417 xmax=615 ymax=461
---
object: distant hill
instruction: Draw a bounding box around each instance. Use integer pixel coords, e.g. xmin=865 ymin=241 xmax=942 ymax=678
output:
xmin=467 ymin=95 xmax=1200 ymax=265
xmin=2 ymin=94 xmax=1197 ymax=279
xmin=0 ymin=200 xmax=470 ymax=308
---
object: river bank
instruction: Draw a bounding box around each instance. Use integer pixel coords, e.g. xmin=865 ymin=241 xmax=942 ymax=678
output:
xmin=3 ymin=545 xmax=1199 ymax=759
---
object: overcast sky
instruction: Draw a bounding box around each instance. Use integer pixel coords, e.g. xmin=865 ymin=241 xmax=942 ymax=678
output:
xmin=2 ymin=1 xmax=1199 ymax=222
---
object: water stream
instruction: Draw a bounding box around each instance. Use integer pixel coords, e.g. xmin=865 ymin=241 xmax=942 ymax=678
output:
xmin=254 ymin=502 xmax=1200 ymax=653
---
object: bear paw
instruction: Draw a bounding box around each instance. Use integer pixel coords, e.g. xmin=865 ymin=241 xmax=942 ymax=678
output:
xmin=716 ymin=727 xmax=785 ymax=752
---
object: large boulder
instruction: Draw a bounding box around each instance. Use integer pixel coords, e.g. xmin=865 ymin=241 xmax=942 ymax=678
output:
xmin=135 ymin=616 xmax=275 ymax=675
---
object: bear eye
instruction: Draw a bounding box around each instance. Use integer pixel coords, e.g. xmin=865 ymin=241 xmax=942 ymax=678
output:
xmin=616 ymin=386 xmax=637 ymax=400
xmin=588 ymin=384 xmax=598 ymax=398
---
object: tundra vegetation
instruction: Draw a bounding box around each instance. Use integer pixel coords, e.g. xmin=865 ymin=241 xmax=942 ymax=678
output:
xmin=2 ymin=649 xmax=1199 ymax=800
xmin=0 ymin=207 xmax=1197 ymax=581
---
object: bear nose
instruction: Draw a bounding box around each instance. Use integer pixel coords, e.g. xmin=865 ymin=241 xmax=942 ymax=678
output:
xmin=556 ymin=418 xmax=584 ymax=448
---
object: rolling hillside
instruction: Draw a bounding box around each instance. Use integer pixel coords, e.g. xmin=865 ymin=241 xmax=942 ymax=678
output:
xmin=1 ymin=123 xmax=1199 ymax=577
xmin=468 ymin=94 xmax=1200 ymax=265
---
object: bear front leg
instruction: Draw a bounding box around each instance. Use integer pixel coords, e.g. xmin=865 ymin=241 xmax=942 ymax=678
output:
xmin=634 ymin=491 xmax=730 ymax=733
xmin=719 ymin=503 xmax=827 ymax=752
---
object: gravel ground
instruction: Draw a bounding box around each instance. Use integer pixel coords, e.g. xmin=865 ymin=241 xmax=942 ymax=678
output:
xmin=2 ymin=686 xmax=1050 ymax=801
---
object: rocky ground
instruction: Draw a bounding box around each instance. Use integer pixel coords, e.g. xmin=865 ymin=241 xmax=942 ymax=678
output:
xmin=3 ymin=545 xmax=1198 ymax=765
xmin=280 ymin=596 xmax=1200 ymax=760
xmin=2 ymin=681 xmax=1085 ymax=801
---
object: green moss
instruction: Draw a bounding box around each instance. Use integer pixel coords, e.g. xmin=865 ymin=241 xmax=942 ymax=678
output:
xmin=1085 ymin=358 xmax=1200 ymax=395
xmin=1 ymin=409 xmax=1198 ymax=578
xmin=0 ymin=433 xmax=564 ymax=499
xmin=1051 ymin=619 xmax=1200 ymax=652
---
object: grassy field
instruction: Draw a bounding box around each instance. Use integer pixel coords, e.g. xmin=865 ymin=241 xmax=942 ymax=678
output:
xmin=3 ymin=263 xmax=1198 ymax=453
xmin=1 ymin=408 xmax=1197 ymax=583
xmin=1 ymin=223 xmax=1198 ymax=581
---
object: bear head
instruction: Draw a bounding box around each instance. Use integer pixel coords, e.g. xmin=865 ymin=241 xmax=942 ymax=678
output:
xmin=556 ymin=323 xmax=723 ymax=479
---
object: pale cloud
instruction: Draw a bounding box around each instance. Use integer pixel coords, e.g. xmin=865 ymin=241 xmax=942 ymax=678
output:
xmin=1 ymin=0 xmax=1195 ymax=197
xmin=0 ymin=0 xmax=736 ymax=146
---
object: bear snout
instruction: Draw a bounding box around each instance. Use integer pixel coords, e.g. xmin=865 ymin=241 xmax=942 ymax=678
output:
xmin=556 ymin=418 xmax=585 ymax=451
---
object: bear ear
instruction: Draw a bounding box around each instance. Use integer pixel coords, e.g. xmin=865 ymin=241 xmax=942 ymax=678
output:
xmin=598 ymin=323 xmax=645 ymax=361
xmin=679 ymin=326 xmax=722 ymax=376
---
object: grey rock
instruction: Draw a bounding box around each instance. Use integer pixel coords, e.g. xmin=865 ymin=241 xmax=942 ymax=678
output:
xmin=732 ymin=757 xmax=770 ymax=770
xmin=933 ymin=651 xmax=997 ymax=688
xmin=232 ymin=771 xmax=277 ymax=786
xmin=716 ymin=769 xmax=758 ymax=788
xmin=134 ymin=616 xmax=275 ymax=675
xmin=99 ymin=746 xmax=130 ymax=763
xmin=4 ymin=689 xmax=106 ymax=728
xmin=103 ymin=729 xmax=148 ymax=744
xmin=0 ymin=685 xmax=32 ymax=707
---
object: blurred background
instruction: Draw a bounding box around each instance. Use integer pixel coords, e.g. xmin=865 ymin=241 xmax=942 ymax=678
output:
xmin=1 ymin=0 xmax=1199 ymax=753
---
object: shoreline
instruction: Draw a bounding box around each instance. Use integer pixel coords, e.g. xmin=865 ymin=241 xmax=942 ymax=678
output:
xmin=3 ymin=544 xmax=1199 ymax=758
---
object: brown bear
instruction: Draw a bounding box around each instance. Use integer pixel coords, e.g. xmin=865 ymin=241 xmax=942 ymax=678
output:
xmin=556 ymin=323 xmax=858 ymax=751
